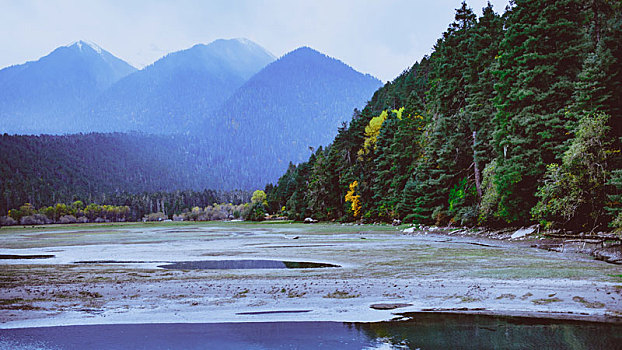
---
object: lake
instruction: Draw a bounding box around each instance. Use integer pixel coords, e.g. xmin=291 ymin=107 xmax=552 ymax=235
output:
xmin=1 ymin=314 xmax=622 ymax=349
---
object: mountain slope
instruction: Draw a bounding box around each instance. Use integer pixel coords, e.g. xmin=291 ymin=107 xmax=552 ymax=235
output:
xmin=86 ymin=38 xmax=275 ymax=133
xmin=205 ymin=46 xmax=382 ymax=186
xmin=0 ymin=132 xmax=228 ymax=214
xmin=0 ymin=41 xmax=136 ymax=134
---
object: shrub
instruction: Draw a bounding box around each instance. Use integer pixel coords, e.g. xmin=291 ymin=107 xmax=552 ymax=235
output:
xmin=243 ymin=202 xmax=266 ymax=221
xmin=0 ymin=216 xmax=17 ymax=226
xmin=20 ymin=215 xmax=48 ymax=225
xmin=143 ymin=212 xmax=167 ymax=221
xmin=58 ymin=215 xmax=77 ymax=224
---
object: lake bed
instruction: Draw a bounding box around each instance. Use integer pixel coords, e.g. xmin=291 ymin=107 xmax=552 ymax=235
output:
xmin=1 ymin=222 xmax=620 ymax=332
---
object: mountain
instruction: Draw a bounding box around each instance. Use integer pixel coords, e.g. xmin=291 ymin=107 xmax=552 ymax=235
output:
xmin=0 ymin=42 xmax=382 ymax=205
xmin=204 ymin=46 xmax=382 ymax=186
xmin=0 ymin=41 xmax=136 ymax=134
xmin=86 ymin=38 xmax=275 ymax=133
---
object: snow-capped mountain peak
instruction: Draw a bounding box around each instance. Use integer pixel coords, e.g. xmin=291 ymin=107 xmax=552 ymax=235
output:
xmin=68 ymin=40 xmax=103 ymax=54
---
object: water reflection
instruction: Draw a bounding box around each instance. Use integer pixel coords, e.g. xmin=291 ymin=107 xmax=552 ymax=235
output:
xmin=354 ymin=313 xmax=622 ymax=349
xmin=1 ymin=314 xmax=621 ymax=350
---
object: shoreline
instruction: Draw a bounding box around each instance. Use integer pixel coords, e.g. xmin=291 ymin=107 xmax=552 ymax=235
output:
xmin=2 ymin=305 xmax=621 ymax=330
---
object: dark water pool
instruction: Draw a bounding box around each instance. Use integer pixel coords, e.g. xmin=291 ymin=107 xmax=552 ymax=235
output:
xmin=0 ymin=254 xmax=54 ymax=259
xmin=157 ymin=260 xmax=340 ymax=269
xmin=1 ymin=314 xmax=621 ymax=350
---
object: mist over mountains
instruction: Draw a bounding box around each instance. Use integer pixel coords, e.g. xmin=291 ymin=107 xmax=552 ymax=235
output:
xmin=0 ymin=38 xmax=380 ymax=137
xmin=0 ymin=38 xmax=381 ymax=209
xmin=86 ymin=38 xmax=276 ymax=134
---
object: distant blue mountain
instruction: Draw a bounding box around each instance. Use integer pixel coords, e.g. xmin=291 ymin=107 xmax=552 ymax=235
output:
xmin=204 ymin=46 xmax=383 ymax=187
xmin=85 ymin=38 xmax=276 ymax=133
xmin=0 ymin=41 xmax=136 ymax=134
xmin=0 ymin=42 xmax=382 ymax=192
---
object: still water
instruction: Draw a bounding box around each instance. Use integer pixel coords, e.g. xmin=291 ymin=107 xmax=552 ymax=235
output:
xmin=1 ymin=313 xmax=621 ymax=349
xmin=158 ymin=259 xmax=340 ymax=269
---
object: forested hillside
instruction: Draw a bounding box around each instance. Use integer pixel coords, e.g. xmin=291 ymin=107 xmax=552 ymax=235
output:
xmin=0 ymin=133 xmax=250 ymax=215
xmin=203 ymin=46 xmax=382 ymax=179
xmin=266 ymin=0 xmax=622 ymax=233
xmin=0 ymin=43 xmax=380 ymax=217
xmin=207 ymin=47 xmax=381 ymax=160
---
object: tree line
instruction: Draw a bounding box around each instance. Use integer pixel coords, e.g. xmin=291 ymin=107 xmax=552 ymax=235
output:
xmin=265 ymin=0 xmax=622 ymax=233
xmin=0 ymin=189 xmax=251 ymax=225
xmin=0 ymin=131 xmax=273 ymax=216
xmin=1 ymin=201 xmax=130 ymax=225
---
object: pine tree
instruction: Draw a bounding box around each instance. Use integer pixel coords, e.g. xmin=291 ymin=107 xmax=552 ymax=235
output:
xmin=407 ymin=2 xmax=479 ymax=225
xmin=491 ymin=0 xmax=590 ymax=223
xmin=464 ymin=3 xmax=504 ymax=201
xmin=532 ymin=113 xmax=613 ymax=231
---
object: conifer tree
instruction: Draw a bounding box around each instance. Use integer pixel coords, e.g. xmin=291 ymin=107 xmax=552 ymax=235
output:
xmin=491 ymin=0 xmax=589 ymax=223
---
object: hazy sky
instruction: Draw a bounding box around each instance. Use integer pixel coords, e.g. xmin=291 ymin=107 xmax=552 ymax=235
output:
xmin=0 ymin=0 xmax=510 ymax=82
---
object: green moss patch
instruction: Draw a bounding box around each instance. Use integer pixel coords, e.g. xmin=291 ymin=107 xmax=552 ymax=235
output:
xmin=324 ymin=290 xmax=360 ymax=299
xmin=572 ymin=296 xmax=605 ymax=309
xmin=532 ymin=297 xmax=562 ymax=305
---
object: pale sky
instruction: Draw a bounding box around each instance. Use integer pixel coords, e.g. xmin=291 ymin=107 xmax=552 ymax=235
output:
xmin=0 ymin=0 xmax=510 ymax=82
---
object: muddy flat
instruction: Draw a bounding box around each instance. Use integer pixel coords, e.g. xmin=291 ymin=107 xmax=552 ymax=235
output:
xmin=0 ymin=222 xmax=621 ymax=328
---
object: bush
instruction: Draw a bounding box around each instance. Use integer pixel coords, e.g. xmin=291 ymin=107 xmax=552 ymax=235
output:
xmin=0 ymin=216 xmax=17 ymax=226
xmin=532 ymin=113 xmax=612 ymax=231
xmin=20 ymin=214 xmax=49 ymax=225
xmin=58 ymin=215 xmax=77 ymax=224
xmin=607 ymin=169 xmax=622 ymax=232
xmin=243 ymin=202 xmax=266 ymax=221
xmin=143 ymin=212 xmax=167 ymax=221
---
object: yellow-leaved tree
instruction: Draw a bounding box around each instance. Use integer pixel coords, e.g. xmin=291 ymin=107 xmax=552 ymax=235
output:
xmin=358 ymin=111 xmax=388 ymax=157
xmin=344 ymin=181 xmax=361 ymax=219
xmin=357 ymin=108 xmax=405 ymax=157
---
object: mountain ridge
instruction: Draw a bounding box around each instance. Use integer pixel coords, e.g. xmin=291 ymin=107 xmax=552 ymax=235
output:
xmin=83 ymin=38 xmax=276 ymax=133
xmin=0 ymin=40 xmax=137 ymax=134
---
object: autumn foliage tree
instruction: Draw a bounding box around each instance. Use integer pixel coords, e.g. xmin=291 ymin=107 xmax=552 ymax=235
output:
xmin=345 ymin=181 xmax=361 ymax=219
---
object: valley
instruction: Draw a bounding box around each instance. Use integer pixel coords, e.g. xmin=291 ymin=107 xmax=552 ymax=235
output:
xmin=1 ymin=1 xmax=621 ymax=347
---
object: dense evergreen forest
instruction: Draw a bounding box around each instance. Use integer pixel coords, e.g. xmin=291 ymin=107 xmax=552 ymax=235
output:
xmin=0 ymin=132 xmax=250 ymax=217
xmin=266 ymin=0 xmax=622 ymax=233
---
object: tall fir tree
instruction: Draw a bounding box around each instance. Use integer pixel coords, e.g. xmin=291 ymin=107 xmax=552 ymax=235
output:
xmin=491 ymin=0 xmax=590 ymax=223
